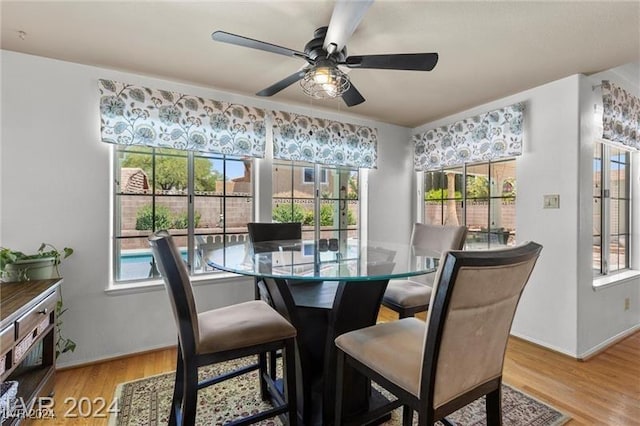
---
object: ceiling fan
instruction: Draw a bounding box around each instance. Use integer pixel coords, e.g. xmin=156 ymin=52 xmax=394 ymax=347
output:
xmin=211 ymin=0 xmax=438 ymax=107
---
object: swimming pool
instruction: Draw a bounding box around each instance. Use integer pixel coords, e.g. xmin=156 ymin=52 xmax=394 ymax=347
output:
xmin=117 ymin=240 xmax=360 ymax=281
xmin=118 ymin=250 xmax=187 ymax=280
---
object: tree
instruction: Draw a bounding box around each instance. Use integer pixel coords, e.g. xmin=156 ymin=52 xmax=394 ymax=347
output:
xmin=466 ymin=176 xmax=489 ymax=198
xmin=194 ymin=158 xmax=220 ymax=192
xmin=347 ymin=174 xmax=358 ymax=199
xmin=122 ymin=151 xmax=220 ymax=192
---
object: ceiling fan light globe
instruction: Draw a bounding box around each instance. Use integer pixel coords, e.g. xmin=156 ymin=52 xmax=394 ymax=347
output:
xmin=301 ymin=66 xmax=350 ymax=99
xmin=312 ymin=67 xmax=332 ymax=85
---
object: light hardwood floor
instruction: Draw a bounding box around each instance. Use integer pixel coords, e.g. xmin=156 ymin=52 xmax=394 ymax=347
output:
xmin=27 ymin=308 xmax=640 ymax=425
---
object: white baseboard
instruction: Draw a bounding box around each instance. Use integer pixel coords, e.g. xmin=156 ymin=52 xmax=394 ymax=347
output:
xmin=56 ymin=343 xmax=175 ymax=370
xmin=509 ymin=331 xmax=578 ymax=358
xmin=578 ymin=324 xmax=640 ymax=360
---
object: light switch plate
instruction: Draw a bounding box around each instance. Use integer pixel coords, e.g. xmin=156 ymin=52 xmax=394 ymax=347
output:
xmin=543 ymin=194 xmax=560 ymax=209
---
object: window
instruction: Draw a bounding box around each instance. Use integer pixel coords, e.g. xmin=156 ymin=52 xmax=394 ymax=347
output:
xmin=273 ymin=161 xmax=360 ymax=244
xmin=593 ymin=142 xmax=631 ymax=276
xmin=113 ymin=146 xmax=253 ymax=283
xmin=302 ymin=167 xmax=328 ymax=184
xmin=422 ymin=159 xmax=516 ymax=249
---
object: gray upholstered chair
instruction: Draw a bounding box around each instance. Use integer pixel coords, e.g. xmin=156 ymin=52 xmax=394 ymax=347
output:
xmin=335 ymin=242 xmax=542 ymax=426
xmin=382 ymin=223 xmax=467 ymax=318
xmin=149 ymin=230 xmax=298 ymax=426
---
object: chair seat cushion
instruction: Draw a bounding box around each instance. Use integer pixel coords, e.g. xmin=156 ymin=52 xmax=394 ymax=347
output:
xmin=197 ymin=300 xmax=296 ymax=354
xmin=335 ymin=318 xmax=425 ymax=396
xmin=383 ymin=279 xmax=433 ymax=308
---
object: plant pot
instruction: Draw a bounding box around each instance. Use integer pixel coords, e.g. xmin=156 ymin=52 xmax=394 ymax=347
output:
xmin=2 ymin=257 xmax=57 ymax=282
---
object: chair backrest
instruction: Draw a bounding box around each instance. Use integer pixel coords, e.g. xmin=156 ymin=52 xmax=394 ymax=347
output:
xmin=420 ymin=241 xmax=542 ymax=410
xmin=149 ymin=230 xmax=199 ymax=355
xmin=246 ymin=222 xmax=302 ymax=310
xmin=410 ymin=223 xmax=467 ymax=284
xmin=411 ymin=222 xmax=467 ymax=253
xmin=247 ymin=222 xmax=302 ymax=244
xmin=245 ymin=224 xmax=303 ymax=354
xmin=367 ymin=246 xmax=397 ymax=263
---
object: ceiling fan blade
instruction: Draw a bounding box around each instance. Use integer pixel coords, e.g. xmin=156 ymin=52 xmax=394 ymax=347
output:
xmin=342 ymin=82 xmax=365 ymax=107
xmin=212 ymin=31 xmax=307 ymax=59
xmin=256 ymin=69 xmax=308 ymax=97
xmin=323 ymin=0 xmax=373 ymax=52
xmin=345 ymin=53 xmax=439 ymax=71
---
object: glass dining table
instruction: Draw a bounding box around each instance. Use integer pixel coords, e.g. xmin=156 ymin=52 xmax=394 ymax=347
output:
xmin=206 ymin=239 xmax=439 ymax=425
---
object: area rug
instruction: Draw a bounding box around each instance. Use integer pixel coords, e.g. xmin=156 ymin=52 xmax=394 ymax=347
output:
xmin=109 ymin=356 xmax=570 ymax=426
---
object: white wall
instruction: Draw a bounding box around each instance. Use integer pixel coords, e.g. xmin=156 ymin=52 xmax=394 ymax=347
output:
xmin=576 ymin=64 xmax=640 ymax=358
xmin=414 ymin=76 xmax=583 ymax=356
xmin=0 ymin=50 xmax=412 ymax=367
xmin=367 ymin=125 xmax=414 ymax=243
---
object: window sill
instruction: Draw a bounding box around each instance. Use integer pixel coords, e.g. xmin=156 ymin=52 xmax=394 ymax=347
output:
xmin=593 ymin=270 xmax=640 ymax=291
xmin=104 ymin=272 xmax=249 ymax=296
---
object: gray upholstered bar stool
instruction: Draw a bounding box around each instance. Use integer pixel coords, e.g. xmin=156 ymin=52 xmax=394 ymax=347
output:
xmin=149 ymin=230 xmax=298 ymax=426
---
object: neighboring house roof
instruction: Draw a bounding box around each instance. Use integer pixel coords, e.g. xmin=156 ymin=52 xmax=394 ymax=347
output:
xmin=121 ymin=168 xmax=149 ymax=193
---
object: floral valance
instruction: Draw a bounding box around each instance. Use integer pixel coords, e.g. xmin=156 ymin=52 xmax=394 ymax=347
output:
xmin=413 ymin=102 xmax=525 ymax=171
xmin=601 ymin=81 xmax=640 ymax=151
xmin=271 ymin=110 xmax=378 ymax=169
xmin=99 ymin=79 xmax=267 ymax=158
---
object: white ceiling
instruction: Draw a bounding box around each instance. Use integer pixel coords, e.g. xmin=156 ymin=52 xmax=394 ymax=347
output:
xmin=1 ymin=1 xmax=639 ymax=127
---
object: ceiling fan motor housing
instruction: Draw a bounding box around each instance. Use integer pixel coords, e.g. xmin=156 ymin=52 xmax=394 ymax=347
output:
xmin=304 ymin=27 xmax=347 ymax=63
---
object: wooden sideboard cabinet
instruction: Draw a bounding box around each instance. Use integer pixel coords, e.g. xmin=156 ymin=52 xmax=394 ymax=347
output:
xmin=0 ymin=279 xmax=61 ymax=425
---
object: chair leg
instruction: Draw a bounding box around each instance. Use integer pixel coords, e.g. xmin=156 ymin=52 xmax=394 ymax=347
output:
xmin=284 ymin=338 xmax=298 ymax=426
xmin=258 ymin=352 xmax=269 ymax=401
xmin=181 ymin=362 xmax=199 ymax=425
xmin=334 ymin=349 xmax=346 ymax=426
xmin=169 ymin=346 xmax=185 ymax=426
xmin=399 ymin=310 xmax=414 ymax=319
xmin=486 ymin=388 xmax=502 ymax=426
xmin=402 ymin=405 xmax=413 ymax=426
xmin=269 ymin=350 xmax=277 ymax=380
xmin=417 ymin=408 xmax=436 ymax=426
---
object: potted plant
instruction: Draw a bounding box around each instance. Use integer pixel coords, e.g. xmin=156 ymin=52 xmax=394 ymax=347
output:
xmin=0 ymin=243 xmax=73 ymax=282
xmin=0 ymin=243 xmax=76 ymax=358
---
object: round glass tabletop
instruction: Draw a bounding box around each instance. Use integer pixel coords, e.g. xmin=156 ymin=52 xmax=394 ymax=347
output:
xmin=205 ymin=239 xmax=440 ymax=281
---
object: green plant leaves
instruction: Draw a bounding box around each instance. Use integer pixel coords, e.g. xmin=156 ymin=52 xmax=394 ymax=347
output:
xmin=56 ymin=298 xmax=77 ymax=359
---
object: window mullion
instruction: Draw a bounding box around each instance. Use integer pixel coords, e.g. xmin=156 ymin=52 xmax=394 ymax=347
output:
xmin=113 ymin=147 xmax=122 ymax=281
xmin=462 ymin=163 xmax=469 ymax=229
xmin=602 ymin=146 xmax=611 ymax=275
xmin=187 ymin=152 xmax=195 ymax=273
xmin=623 ymin=151 xmax=630 ymax=269
xmin=314 ymin=163 xmax=320 ymax=242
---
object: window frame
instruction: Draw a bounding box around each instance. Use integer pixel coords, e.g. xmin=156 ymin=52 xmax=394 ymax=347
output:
xmin=273 ymin=161 xmax=361 ymax=243
xmin=111 ymin=146 xmax=254 ymax=285
xmin=110 ymin=149 xmax=367 ymax=290
xmin=419 ymin=158 xmax=517 ymax=249
xmin=593 ymin=141 xmax=632 ymax=278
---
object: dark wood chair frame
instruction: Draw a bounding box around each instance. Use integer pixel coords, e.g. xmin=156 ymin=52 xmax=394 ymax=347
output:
xmin=335 ymin=242 xmax=543 ymax=426
xmin=246 ymin=222 xmax=303 ymax=390
xmin=149 ymin=231 xmax=298 ymax=426
xmin=380 ymin=297 xmax=431 ymax=319
xmin=247 ymin=222 xmax=343 ymax=425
